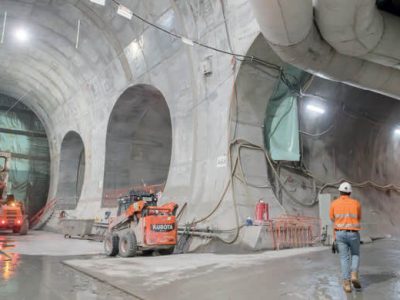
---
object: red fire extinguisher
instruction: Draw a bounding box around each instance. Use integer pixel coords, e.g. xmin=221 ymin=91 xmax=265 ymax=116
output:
xmin=255 ymin=200 xmax=269 ymax=224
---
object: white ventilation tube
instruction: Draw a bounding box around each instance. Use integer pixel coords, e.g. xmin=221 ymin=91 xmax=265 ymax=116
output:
xmin=315 ymin=0 xmax=400 ymax=69
xmin=249 ymin=0 xmax=400 ymax=100
xmin=315 ymin=0 xmax=383 ymax=57
xmin=248 ymin=0 xmax=313 ymax=46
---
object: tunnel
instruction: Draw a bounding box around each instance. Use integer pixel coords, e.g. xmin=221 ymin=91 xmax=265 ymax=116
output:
xmin=56 ymin=131 xmax=85 ymax=210
xmin=102 ymin=84 xmax=172 ymax=207
xmin=0 ymin=93 xmax=50 ymax=218
xmin=2 ymin=0 xmax=400 ymax=298
xmin=233 ymin=33 xmax=400 ymax=240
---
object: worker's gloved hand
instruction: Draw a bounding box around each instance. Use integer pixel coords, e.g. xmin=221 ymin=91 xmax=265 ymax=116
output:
xmin=332 ymin=241 xmax=339 ymax=254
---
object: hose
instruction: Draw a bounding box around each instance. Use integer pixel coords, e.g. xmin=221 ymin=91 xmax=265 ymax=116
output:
xmin=233 ymin=139 xmax=319 ymax=207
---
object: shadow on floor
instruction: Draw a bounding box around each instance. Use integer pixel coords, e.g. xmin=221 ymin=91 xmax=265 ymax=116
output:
xmin=360 ymin=272 xmax=398 ymax=289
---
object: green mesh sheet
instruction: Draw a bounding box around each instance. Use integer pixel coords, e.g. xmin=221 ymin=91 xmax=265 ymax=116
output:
xmin=264 ymin=65 xmax=308 ymax=161
xmin=0 ymin=95 xmax=50 ymax=216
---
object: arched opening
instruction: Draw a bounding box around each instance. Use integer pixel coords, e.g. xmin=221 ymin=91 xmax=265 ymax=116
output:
xmin=56 ymin=131 xmax=85 ymax=209
xmin=0 ymin=94 xmax=50 ymax=218
xmin=233 ymin=33 xmax=400 ymax=237
xmin=102 ymin=84 xmax=172 ymax=207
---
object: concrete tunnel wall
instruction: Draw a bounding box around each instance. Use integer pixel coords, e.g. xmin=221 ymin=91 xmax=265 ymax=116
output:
xmin=2 ymin=0 xmax=400 ymax=246
xmin=231 ymin=33 xmax=400 ymax=241
xmin=3 ymin=0 xmax=264 ymax=236
xmin=298 ymin=77 xmax=400 ymax=238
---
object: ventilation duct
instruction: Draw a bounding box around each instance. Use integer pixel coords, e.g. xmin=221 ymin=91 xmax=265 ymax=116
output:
xmin=249 ymin=0 xmax=400 ymax=100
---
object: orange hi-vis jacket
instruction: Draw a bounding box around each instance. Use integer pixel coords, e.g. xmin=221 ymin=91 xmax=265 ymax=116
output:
xmin=329 ymin=195 xmax=361 ymax=231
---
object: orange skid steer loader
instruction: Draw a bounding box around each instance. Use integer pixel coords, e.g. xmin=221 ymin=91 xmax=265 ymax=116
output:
xmin=104 ymin=191 xmax=178 ymax=257
xmin=0 ymin=152 xmax=29 ymax=235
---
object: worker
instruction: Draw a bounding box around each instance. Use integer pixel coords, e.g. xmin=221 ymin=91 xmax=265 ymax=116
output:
xmin=329 ymin=182 xmax=362 ymax=293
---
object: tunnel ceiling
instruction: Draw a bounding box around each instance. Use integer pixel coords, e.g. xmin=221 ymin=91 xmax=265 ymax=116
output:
xmin=0 ymin=0 xmax=134 ymax=127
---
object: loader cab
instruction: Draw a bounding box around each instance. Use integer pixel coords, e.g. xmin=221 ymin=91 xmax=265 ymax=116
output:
xmin=128 ymin=190 xmax=158 ymax=206
xmin=116 ymin=191 xmax=158 ymax=216
xmin=116 ymin=196 xmax=132 ymax=217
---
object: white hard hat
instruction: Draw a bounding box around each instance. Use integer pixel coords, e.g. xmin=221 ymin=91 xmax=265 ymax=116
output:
xmin=338 ymin=182 xmax=352 ymax=193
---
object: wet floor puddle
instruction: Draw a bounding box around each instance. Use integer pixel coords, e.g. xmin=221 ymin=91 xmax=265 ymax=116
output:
xmin=0 ymin=235 xmax=20 ymax=281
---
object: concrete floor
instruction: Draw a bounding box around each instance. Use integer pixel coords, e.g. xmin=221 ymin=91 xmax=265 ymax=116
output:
xmin=1 ymin=231 xmax=400 ymax=300
xmin=0 ymin=231 xmax=132 ymax=300
xmin=64 ymin=240 xmax=400 ymax=300
xmin=3 ymin=230 xmax=103 ymax=256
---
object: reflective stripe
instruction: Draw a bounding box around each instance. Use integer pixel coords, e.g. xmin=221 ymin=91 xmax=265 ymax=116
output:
xmin=336 ymin=223 xmax=360 ymax=228
xmin=334 ymin=213 xmax=358 ymax=219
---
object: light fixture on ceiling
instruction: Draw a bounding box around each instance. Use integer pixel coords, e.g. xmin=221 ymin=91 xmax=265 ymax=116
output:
xmin=306 ymin=103 xmax=325 ymax=115
xmin=14 ymin=27 xmax=29 ymax=42
xmin=90 ymin=0 xmax=106 ymax=5
xmin=181 ymin=37 xmax=194 ymax=46
xmin=117 ymin=4 xmax=133 ymax=20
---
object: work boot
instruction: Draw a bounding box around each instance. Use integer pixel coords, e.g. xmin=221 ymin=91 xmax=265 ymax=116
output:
xmin=343 ymin=280 xmax=352 ymax=293
xmin=351 ymin=272 xmax=362 ymax=289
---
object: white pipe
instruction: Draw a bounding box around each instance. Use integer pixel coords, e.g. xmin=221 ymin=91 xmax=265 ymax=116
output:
xmin=315 ymin=0 xmax=400 ymax=69
xmin=249 ymin=0 xmax=400 ymax=100
xmin=315 ymin=0 xmax=383 ymax=57
xmin=248 ymin=0 xmax=313 ymax=46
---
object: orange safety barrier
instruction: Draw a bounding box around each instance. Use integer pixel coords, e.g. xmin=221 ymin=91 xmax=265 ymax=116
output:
xmin=266 ymin=215 xmax=321 ymax=250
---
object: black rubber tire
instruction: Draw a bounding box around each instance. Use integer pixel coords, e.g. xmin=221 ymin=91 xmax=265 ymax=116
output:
xmin=119 ymin=232 xmax=137 ymax=258
xmin=159 ymin=247 xmax=174 ymax=255
xmin=104 ymin=233 xmax=119 ymax=256
xmin=19 ymin=218 xmax=29 ymax=235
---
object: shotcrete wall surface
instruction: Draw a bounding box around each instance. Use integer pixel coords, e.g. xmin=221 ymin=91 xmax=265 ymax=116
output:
xmin=298 ymin=77 xmax=400 ymax=238
xmin=0 ymin=0 xmax=265 ymax=238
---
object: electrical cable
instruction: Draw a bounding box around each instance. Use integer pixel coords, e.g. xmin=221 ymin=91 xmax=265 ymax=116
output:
xmin=230 ymin=72 xmax=400 ymax=209
xmin=319 ymin=178 xmax=400 ymax=193
xmin=128 ymin=0 xmax=249 ymax=245
xmin=296 ymin=94 xmax=400 ymax=193
xmin=108 ymin=0 xmax=285 ymax=75
xmin=232 ymin=139 xmax=319 ymax=207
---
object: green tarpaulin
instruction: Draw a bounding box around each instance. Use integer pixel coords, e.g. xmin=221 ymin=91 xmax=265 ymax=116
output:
xmin=0 ymin=95 xmax=50 ymax=216
xmin=264 ymin=66 xmax=308 ymax=161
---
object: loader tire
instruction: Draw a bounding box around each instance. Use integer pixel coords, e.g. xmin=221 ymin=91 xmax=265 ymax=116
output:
xmin=104 ymin=233 xmax=119 ymax=256
xmin=119 ymin=232 xmax=137 ymax=257
xmin=159 ymin=247 xmax=174 ymax=255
